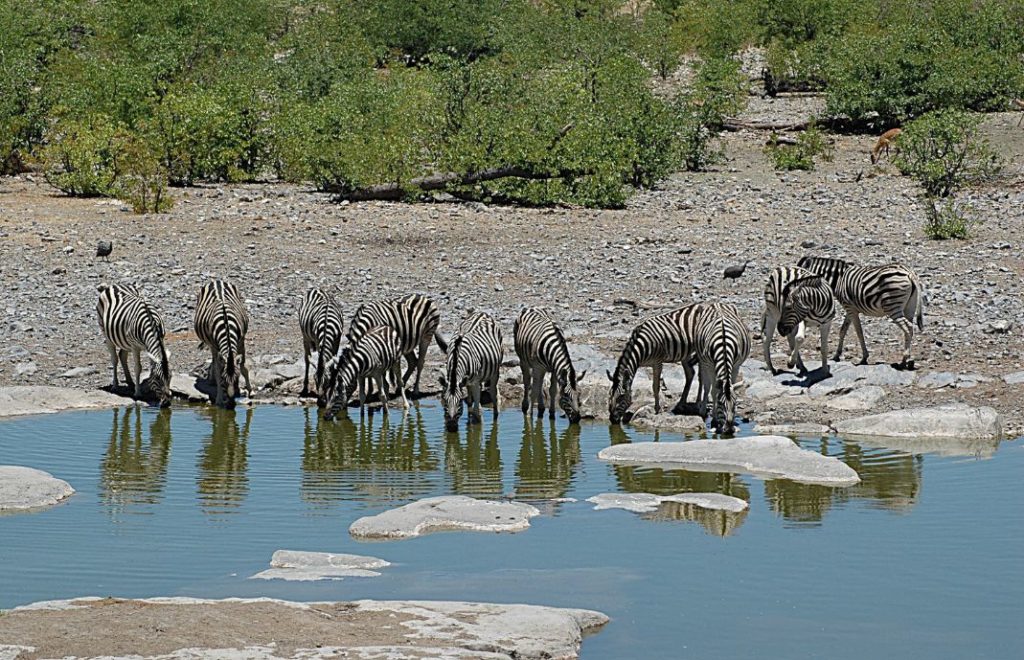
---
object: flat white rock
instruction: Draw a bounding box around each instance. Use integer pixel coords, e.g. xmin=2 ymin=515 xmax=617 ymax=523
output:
xmin=834 ymin=404 xmax=1003 ymax=440
xmin=587 ymin=492 xmax=748 ymax=513
xmin=597 ymin=436 xmax=861 ymax=486
xmin=752 ymin=422 xmax=831 ymax=436
xmin=350 ymin=495 xmax=541 ymax=540
xmin=250 ymin=550 xmax=391 ymax=581
xmin=825 ymin=385 xmax=886 ymax=411
xmin=0 ymin=466 xmax=74 ymax=511
xmin=0 ymin=386 xmax=125 ymax=417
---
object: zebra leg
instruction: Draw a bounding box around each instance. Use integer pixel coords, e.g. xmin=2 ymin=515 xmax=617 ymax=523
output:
xmin=211 ymin=357 xmax=224 ymax=407
xmin=520 ymin=363 xmax=531 ymax=414
xmin=548 ymin=371 xmax=558 ymax=420
xmin=469 ymin=380 xmax=483 ymax=424
xmin=532 ymin=365 xmax=545 ymax=419
xmin=393 ymin=362 xmax=409 ymax=410
xmin=107 ymin=342 xmax=120 ymax=389
xmin=674 ymin=360 xmax=695 ymax=413
xmin=358 ymin=378 xmax=366 ymax=417
xmin=651 ymin=362 xmax=663 ymax=415
xmin=119 ymin=350 xmax=134 ymax=391
xmin=490 ymin=373 xmax=500 ymax=417
xmin=788 ymin=322 xmax=807 ymax=373
xmin=850 ymin=313 xmax=869 ymax=365
xmin=239 ymin=345 xmax=252 ymax=396
xmin=131 ymin=350 xmax=143 ymax=399
xmin=301 ymin=340 xmax=312 ymax=398
xmin=375 ymin=372 xmax=389 ymax=416
xmin=819 ymin=320 xmax=832 ymax=375
xmin=832 ymin=314 xmax=852 ymax=362
xmin=892 ymin=315 xmax=915 ymax=368
xmin=413 ymin=334 xmax=431 ymax=397
xmin=697 ymin=361 xmax=713 ymax=418
xmin=762 ymin=308 xmax=780 ymax=374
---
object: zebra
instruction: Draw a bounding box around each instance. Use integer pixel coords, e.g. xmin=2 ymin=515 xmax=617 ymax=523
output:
xmin=514 ymin=307 xmax=585 ymax=424
xmin=436 ymin=312 xmax=503 ymax=432
xmin=761 ymin=265 xmax=813 ymax=374
xmin=347 ymin=293 xmax=440 ymax=397
xmin=832 ymin=263 xmax=924 ymax=368
xmin=796 ymin=255 xmax=853 ymax=292
xmin=777 ymin=275 xmax=836 ymax=375
xmin=194 ymin=279 xmax=252 ymax=409
xmin=606 ymin=304 xmax=704 ymax=425
xmin=96 ymin=283 xmax=172 ymax=406
xmin=322 ymin=325 xmax=407 ymax=420
xmin=298 ymin=287 xmax=344 ymax=405
xmin=695 ymin=302 xmax=751 ymax=435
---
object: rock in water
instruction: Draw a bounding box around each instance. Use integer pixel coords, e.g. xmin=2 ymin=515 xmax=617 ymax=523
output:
xmin=587 ymin=492 xmax=749 ymax=513
xmin=250 ymin=550 xmax=390 ymax=581
xmin=350 ymin=495 xmax=541 ymax=539
xmin=833 ymin=404 xmax=1002 ymax=440
xmin=0 ymin=466 xmax=75 ymax=511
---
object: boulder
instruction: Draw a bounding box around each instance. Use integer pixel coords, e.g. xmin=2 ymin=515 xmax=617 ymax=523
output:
xmin=825 ymin=385 xmax=885 ymax=411
xmin=916 ymin=372 xmax=956 ymax=390
xmin=833 ymin=404 xmax=1003 ymax=440
xmin=350 ymin=495 xmax=541 ymax=540
xmin=752 ymin=422 xmax=831 ymax=436
xmin=628 ymin=407 xmax=706 ymax=434
xmin=807 ymin=362 xmax=915 ymax=398
xmin=597 ymin=436 xmax=860 ymax=486
xmin=170 ymin=374 xmax=207 ymax=403
xmin=0 ymin=466 xmax=74 ymax=511
xmin=586 ymin=492 xmax=748 ymax=513
xmin=0 ymin=386 xmax=125 ymax=417
xmin=0 ymin=597 xmax=608 ymax=660
xmin=1002 ymin=371 xmax=1024 ymax=385
xmin=852 ymin=434 xmax=1002 ymax=459
xmin=250 ymin=550 xmax=390 ymax=581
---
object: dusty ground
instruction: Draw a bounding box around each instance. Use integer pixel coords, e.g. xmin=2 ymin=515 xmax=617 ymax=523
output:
xmin=1 ymin=97 xmax=1022 ymax=433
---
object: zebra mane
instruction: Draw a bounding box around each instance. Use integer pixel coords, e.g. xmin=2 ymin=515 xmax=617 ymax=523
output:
xmin=446 ymin=335 xmax=465 ymax=392
xmin=781 ymin=274 xmax=824 ymax=299
xmin=611 ymin=325 xmax=642 ymax=384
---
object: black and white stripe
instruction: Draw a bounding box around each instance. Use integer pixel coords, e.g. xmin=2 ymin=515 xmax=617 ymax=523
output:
xmin=194 ymin=279 xmax=251 ymax=409
xmin=796 ymin=255 xmax=853 ymax=292
xmin=298 ymin=287 xmax=344 ymax=404
xmin=514 ymin=307 xmax=585 ymax=424
xmin=606 ymin=304 xmax=703 ymax=425
xmin=777 ymin=275 xmax=836 ymax=374
xmin=322 ymin=325 xmax=407 ymax=420
xmin=437 ymin=312 xmax=503 ymax=432
xmin=695 ymin=303 xmax=750 ymax=435
xmin=832 ymin=264 xmax=925 ymax=367
xmin=96 ymin=283 xmax=172 ymax=406
xmin=761 ymin=265 xmax=812 ymax=374
xmin=347 ymin=293 xmax=441 ymax=397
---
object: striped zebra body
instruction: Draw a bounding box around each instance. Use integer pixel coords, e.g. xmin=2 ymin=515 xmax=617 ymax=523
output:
xmin=194 ymin=279 xmax=251 ymax=409
xmin=347 ymin=293 xmax=441 ymax=397
xmin=832 ymin=264 xmax=924 ymax=367
xmin=695 ymin=303 xmax=751 ymax=435
xmin=761 ymin=265 xmax=813 ymax=373
xmin=795 ymin=255 xmax=853 ymax=292
xmin=514 ymin=307 xmax=584 ymax=424
xmin=298 ymin=287 xmax=344 ymax=404
xmin=607 ymin=304 xmax=703 ymax=424
xmin=439 ymin=312 xmax=503 ymax=432
xmin=322 ymin=325 xmax=406 ymax=420
xmin=96 ymin=283 xmax=172 ymax=406
xmin=778 ymin=275 xmax=836 ymax=374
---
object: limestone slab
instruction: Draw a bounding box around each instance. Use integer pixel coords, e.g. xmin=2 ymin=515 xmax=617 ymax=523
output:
xmin=833 ymin=404 xmax=1002 ymax=440
xmin=0 ymin=386 xmax=125 ymax=417
xmin=586 ymin=492 xmax=748 ymax=513
xmin=350 ymin=495 xmax=541 ymax=540
xmin=250 ymin=550 xmax=390 ymax=581
xmin=597 ymin=436 xmax=860 ymax=486
xmin=0 ymin=466 xmax=74 ymax=511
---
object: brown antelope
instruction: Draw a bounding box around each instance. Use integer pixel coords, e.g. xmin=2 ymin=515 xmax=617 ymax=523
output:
xmin=871 ymin=128 xmax=902 ymax=164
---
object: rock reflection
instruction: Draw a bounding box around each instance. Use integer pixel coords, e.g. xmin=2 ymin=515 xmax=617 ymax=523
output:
xmin=445 ymin=420 xmax=503 ymax=498
xmin=514 ymin=417 xmax=581 ymax=501
xmin=611 ymin=451 xmax=750 ymax=536
xmin=764 ymin=438 xmax=924 ymax=525
xmin=196 ymin=406 xmax=252 ymax=515
xmin=302 ymin=407 xmax=440 ymax=506
xmin=99 ymin=406 xmax=172 ymax=516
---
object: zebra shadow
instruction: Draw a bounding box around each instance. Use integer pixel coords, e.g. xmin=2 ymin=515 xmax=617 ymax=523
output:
xmin=776 ymin=367 xmax=833 ymax=389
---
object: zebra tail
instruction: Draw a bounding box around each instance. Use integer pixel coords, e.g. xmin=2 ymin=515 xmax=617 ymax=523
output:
xmin=434 ymin=330 xmax=448 ymax=354
xmin=909 ymin=278 xmax=925 ymax=331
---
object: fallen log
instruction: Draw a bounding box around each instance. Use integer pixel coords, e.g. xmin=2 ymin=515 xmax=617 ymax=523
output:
xmin=722 ymin=118 xmax=812 ymax=132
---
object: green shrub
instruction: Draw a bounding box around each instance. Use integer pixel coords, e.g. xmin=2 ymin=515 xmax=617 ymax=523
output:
xmin=923 ymin=198 xmax=972 ymax=240
xmin=764 ymin=125 xmax=834 ymax=171
xmin=113 ymin=135 xmax=174 ymax=214
xmin=41 ymin=115 xmax=127 ymax=197
xmin=893 ymin=109 xmax=1000 ymax=198
xmin=763 ymin=41 xmax=825 ymax=95
xmin=361 ymin=0 xmax=508 ymax=63
xmin=671 ymin=0 xmax=758 ymax=58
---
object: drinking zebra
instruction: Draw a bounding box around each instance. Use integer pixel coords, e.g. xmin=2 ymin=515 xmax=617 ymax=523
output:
xmin=322 ymin=325 xmax=407 ymax=420
xmin=777 ymin=275 xmax=836 ymax=374
xmin=832 ymin=263 xmax=924 ymax=368
xmin=695 ymin=303 xmax=750 ymax=435
xmin=437 ymin=312 xmax=503 ymax=432
xmin=298 ymin=287 xmax=344 ymax=405
xmin=347 ymin=293 xmax=440 ymax=397
xmin=606 ymin=304 xmax=704 ymax=425
xmin=194 ymin=279 xmax=252 ymax=409
xmin=514 ymin=307 xmax=585 ymax=424
xmin=96 ymin=283 xmax=172 ymax=406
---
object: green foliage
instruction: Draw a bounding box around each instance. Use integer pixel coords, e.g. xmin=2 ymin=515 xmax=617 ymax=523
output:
xmin=634 ymin=8 xmax=685 ymax=79
xmin=675 ymin=58 xmax=748 ymax=171
xmin=923 ymin=198 xmax=972 ymax=240
xmin=360 ymin=0 xmax=508 ymax=63
xmin=764 ymin=125 xmax=834 ymax=171
xmin=42 ymin=115 xmax=127 ymax=197
xmin=893 ymin=110 xmax=1000 ymax=198
xmin=113 ymin=135 xmax=174 ymax=214
xmin=672 ymin=0 xmax=758 ymax=57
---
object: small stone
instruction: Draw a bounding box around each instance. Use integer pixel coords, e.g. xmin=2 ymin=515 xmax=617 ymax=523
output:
xmin=60 ymin=366 xmax=98 ymax=379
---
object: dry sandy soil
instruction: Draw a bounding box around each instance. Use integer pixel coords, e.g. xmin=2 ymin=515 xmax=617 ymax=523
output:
xmin=1 ymin=97 xmax=1022 ymax=433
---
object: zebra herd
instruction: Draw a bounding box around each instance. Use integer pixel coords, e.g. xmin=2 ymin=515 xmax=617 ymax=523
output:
xmin=95 ymin=254 xmax=924 ymax=435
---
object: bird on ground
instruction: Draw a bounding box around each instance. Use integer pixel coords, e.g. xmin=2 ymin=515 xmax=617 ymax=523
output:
xmin=723 ymin=261 xmax=750 ymax=280
xmin=96 ymin=240 xmax=112 ymax=261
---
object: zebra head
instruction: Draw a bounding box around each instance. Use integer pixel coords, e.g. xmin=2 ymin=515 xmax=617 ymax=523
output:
xmin=711 ymin=378 xmax=737 ymax=435
xmin=148 ymin=348 xmax=173 ymax=408
xmin=606 ymin=368 xmax=631 ymax=425
xmin=440 ymin=337 xmax=466 ymax=432
xmin=777 ymin=276 xmax=825 ymax=337
xmin=558 ymin=369 xmax=586 ymax=424
xmin=322 ymin=347 xmax=355 ymax=420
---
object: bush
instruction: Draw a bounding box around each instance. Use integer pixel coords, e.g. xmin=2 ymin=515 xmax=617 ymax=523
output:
xmin=764 ymin=125 xmax=834 ymax=171
xmin=113 ymin=135 xmax=174 ymax=214
xmin=42 ymin=115 xmax=126 ymax=197
xmin=923 ymin=198 xmax=972 ymax=240
xmin=893 ymin=110 xmax=1000 ymax=198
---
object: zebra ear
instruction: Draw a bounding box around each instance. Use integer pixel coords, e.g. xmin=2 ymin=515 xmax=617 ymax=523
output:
xmin=439 ymin=374 xmax=447 ymax=388
xmin=605 ymin=369 xmax=614 ymax=382
xmin=578 ymin=369 xmax=587 ymax=382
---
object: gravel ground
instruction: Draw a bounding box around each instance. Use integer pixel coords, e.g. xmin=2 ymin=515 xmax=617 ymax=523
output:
xmin=2 ymin=98 xmax=1022 ymax=434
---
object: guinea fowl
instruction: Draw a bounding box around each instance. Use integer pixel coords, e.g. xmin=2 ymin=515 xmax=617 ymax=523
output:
xmin=96 ymin=240 xmax=113 ymax=261
xmin=723 ymin=261 xmax=750 ymax=280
